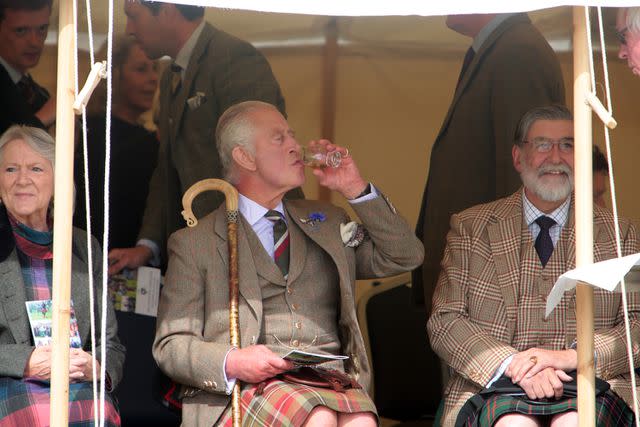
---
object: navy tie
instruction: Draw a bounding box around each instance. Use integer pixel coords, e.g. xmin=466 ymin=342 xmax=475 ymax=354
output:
xmin=535 ymin=216 xmax=556 ymax=267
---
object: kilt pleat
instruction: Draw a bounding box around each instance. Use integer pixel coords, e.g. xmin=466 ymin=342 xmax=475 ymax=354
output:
xmin=465 ymin=391 xmax=634 ymax=427
xmin=0 ymin=377 xmax=120 ymax=426
xmin=216 ymin=379 xmax=377 ymax=426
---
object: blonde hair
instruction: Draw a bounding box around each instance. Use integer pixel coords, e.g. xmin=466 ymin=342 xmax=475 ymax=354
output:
xmin=87 ymin=34 xmax=155 ymax=127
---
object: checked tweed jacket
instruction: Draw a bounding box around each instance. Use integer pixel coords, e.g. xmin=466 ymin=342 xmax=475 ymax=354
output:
xmin=428 ymin=190 xmax=640 ymax=427
xmin=153 ymin=194 xmax=424 ymax=427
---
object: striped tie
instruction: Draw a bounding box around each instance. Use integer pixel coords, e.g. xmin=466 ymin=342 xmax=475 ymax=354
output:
xmin=265 ymin=210 xmax=290 ymax=277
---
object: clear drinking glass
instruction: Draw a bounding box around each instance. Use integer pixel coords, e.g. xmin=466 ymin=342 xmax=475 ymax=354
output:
xmin=301 ymin=146 xmax=342 ymax=168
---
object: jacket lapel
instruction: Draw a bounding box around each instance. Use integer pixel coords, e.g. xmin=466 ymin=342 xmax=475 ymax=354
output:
xmin=69 ymin=249 xmax=90 ymax=346
xmin=0 ymin=251 xmax=31 ymax=345
xmin=285 ymin=201 xmax=347 ymax=284
xmin=284 ymin=209 xmax=307 ymax=284
xmin=170 ymin=23 xmax=215 ymax=144
xmin=214 ymin=208 xmax=262 ymax=321
xmin=487 ymin=191 xmax=524 ymax=324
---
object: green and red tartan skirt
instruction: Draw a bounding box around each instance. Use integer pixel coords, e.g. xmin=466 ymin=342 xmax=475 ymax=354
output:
xmin=216 ymin=379 xmax=377 ymax=426
xmin=462 ymin=392 xmax=634 ymax=427
xmin=0 ymin=377 xmax=120 ymax=426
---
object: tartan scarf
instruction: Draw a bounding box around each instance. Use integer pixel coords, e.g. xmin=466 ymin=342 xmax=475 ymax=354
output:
xmin=7 ymin=213 xmax=53 ymax=301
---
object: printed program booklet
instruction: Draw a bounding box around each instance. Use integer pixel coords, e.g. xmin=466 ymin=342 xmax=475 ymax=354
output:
xmin=25 ymin=299 xmax=82 ymax=348
xmin=283 ymin=349 xmax=349 ymax=366
xmin=107 ymin=266 xmax=161 ymax=317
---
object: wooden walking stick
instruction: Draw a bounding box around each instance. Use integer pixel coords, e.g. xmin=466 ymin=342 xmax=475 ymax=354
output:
xmin=182 ymin=179 xmax=242 ymax=427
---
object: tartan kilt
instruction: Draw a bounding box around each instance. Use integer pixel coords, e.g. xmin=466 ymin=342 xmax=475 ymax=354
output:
xmin=0 ymin=377 xmax=120 ymax=426
xmin=462 ymin=392 xmax=634 ymax=427
xmin=216 ymin=379 xmax=377 ymax=426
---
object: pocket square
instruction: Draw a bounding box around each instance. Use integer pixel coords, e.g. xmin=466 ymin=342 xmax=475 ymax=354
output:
xmin=340 ymin=221 xmax=367 ymax=248
xmin=186 ymin=91 xmax=207 ymax=110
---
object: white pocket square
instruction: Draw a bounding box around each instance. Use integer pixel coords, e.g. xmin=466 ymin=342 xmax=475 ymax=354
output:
xmin=186 ymin=92 xmax=207 ymax=110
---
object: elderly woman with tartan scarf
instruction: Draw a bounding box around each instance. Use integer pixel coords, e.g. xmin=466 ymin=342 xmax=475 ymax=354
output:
xmin=0 ymin=125 xmax=125 ymax=426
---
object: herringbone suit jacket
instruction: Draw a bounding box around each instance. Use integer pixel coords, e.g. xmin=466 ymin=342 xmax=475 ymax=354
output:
xmin=138 ymin=23 xmax=288 ymax=261
xmin=427 ymin=190 xmax=640 ymax=427
xmin=153 ymin=194 xmax=424 ymax=427
xmin=413 ymin=14 xmax=566 ymax=310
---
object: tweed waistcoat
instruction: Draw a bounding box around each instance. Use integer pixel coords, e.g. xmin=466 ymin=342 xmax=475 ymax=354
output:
xmin=513 ymin=223 xmax=575 ymax=352
xmin=244 ymin=214 xmax=343 ymax=370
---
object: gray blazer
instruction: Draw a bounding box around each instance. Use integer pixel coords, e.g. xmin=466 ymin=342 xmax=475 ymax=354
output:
xmin=153 ymin=193 xmax=424 ymax=426
xmin=0 ymin=207 xmax=125 ymax=389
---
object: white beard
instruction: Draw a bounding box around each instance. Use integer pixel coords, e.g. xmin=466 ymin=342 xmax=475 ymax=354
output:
xmin=520 ymin=162 xmax=573 ymax=202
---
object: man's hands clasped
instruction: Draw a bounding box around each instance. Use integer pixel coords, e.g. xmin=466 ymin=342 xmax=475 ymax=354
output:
xmin=505 ymin=348 xmax=577 ymax=400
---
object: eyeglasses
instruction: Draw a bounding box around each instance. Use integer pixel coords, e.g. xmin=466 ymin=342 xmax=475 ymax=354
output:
xmin=616 ymin=27 xmax=628 ymax=45
xmin=522 ymin=137 xmax=575 ymax=153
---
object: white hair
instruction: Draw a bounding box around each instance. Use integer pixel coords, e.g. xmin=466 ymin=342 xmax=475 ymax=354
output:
xmin=215 ymin=101 xmax=278 ymax=183
xmin=0 ymin=125 xmax=55 ymax=168
xmin=628 ymin=7 xmax=640 ymax=34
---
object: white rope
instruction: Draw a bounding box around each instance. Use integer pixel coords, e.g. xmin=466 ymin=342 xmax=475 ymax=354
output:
xmin=99 ymin=1 xmax=115 ymax=425
xmin=78 ymin=0 xmax=100 ymax=422
xmin=586 ymin=7 xmax=640 ymax=422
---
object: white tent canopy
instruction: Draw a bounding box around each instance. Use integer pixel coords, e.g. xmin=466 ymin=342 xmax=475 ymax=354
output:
xmin=167 ymin=0 xmax=640 ymax=16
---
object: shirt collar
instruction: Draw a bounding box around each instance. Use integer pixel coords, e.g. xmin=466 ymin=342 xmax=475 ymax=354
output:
xmin=0 ymin=56 xmax=24 ymax=84
xmin=173 ymin=20 xmax=206 ymax=72
xmin=238 ymin=193 xmax=285 ymax=227
xmin=472 ymin=13 xmax=517 ymax=53
xmin=522 ymin=190 xmax=571 ymax=228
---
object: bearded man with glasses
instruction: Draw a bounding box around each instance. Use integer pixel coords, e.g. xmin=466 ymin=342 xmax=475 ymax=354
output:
xmin=428 ymin=104 xmax=640 ymax=427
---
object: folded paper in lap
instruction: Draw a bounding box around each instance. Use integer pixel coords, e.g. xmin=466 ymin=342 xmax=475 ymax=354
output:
xmin=283 ymin=349 xmax=349 ymax=367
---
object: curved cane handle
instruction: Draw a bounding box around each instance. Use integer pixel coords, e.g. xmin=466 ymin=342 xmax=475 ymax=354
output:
xmin=181 ymin=179 xmax=239 ymax=227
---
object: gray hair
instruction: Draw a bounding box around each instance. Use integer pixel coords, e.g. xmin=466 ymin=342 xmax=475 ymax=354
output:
xmin=514 ymin=104 xmax=573 ymax=146
xmin=627 ymin=8 xmax=640 ymax=34
xmin=215 ymin=101 xmax=277 ymax=183
xmin=0 ymin=125 xmax=55 ymax=169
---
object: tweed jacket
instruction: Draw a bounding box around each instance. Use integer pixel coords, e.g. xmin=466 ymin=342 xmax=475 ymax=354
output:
xmin=413 ymin=13 xmax=566 ymax=310
xmin=0 ymin=206 xmax=125 ymax=389
xmin=138 ymin=22 xmax=289 ymax=260
xmin=153 ymin=193 xmax=424 ymax=426
xmin=0 ymin=63 xmax=48 ymax=134
xmin=427 ymin=190 xmax=640 ymax=427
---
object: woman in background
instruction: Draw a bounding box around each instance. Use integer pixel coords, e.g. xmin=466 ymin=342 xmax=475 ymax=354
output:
xmin=74 ymin=35 xmax=159 ymax=249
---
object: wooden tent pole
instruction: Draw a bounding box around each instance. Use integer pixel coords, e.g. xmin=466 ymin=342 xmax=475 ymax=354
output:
xmin=50 ymin=0 xmax=76 ymax=424
xmin=573 ymin=7 xmax=596 ymax=427
xmin=318 ymin=17 xmax=338 ymax=202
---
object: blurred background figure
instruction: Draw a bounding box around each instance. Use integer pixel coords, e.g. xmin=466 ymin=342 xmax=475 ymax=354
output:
xmin=0 ymin=125 xmax=124 ymax=425
xmin=74 ymin=35 xmax=159 ymax=250
xmin=593 ymin=145 xmax=609 ymax=208
xmin=617 ymin=7 xmax=640 ymax=76
xmin=413 ymin=12 xmax=565 ymax=310
xmin=0 ymin=0 xmax=56 ymax=134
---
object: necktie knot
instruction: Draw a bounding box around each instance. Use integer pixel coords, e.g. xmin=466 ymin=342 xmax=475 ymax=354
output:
xmin=265 ymin=210 xmax=284 ymax=222
xmin=535 ymin=215 xmax=556 ymax=231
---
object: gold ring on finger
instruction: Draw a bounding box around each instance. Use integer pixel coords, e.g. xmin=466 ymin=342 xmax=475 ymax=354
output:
xmin=530 ymin=356 xmax=538 ymax=364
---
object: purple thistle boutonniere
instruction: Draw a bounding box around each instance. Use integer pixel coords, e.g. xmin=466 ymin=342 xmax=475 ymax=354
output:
xmin=300 ymin=211 xmax=326 ymax=227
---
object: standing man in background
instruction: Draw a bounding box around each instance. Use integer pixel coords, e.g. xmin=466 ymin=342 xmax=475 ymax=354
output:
xmin=0 ymin=0 xmax=56 ymax=134
xmin=109 ymin=1 xmax=298 ymax=274
xmin=414 ymin=13 xmax=565 ymax=311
